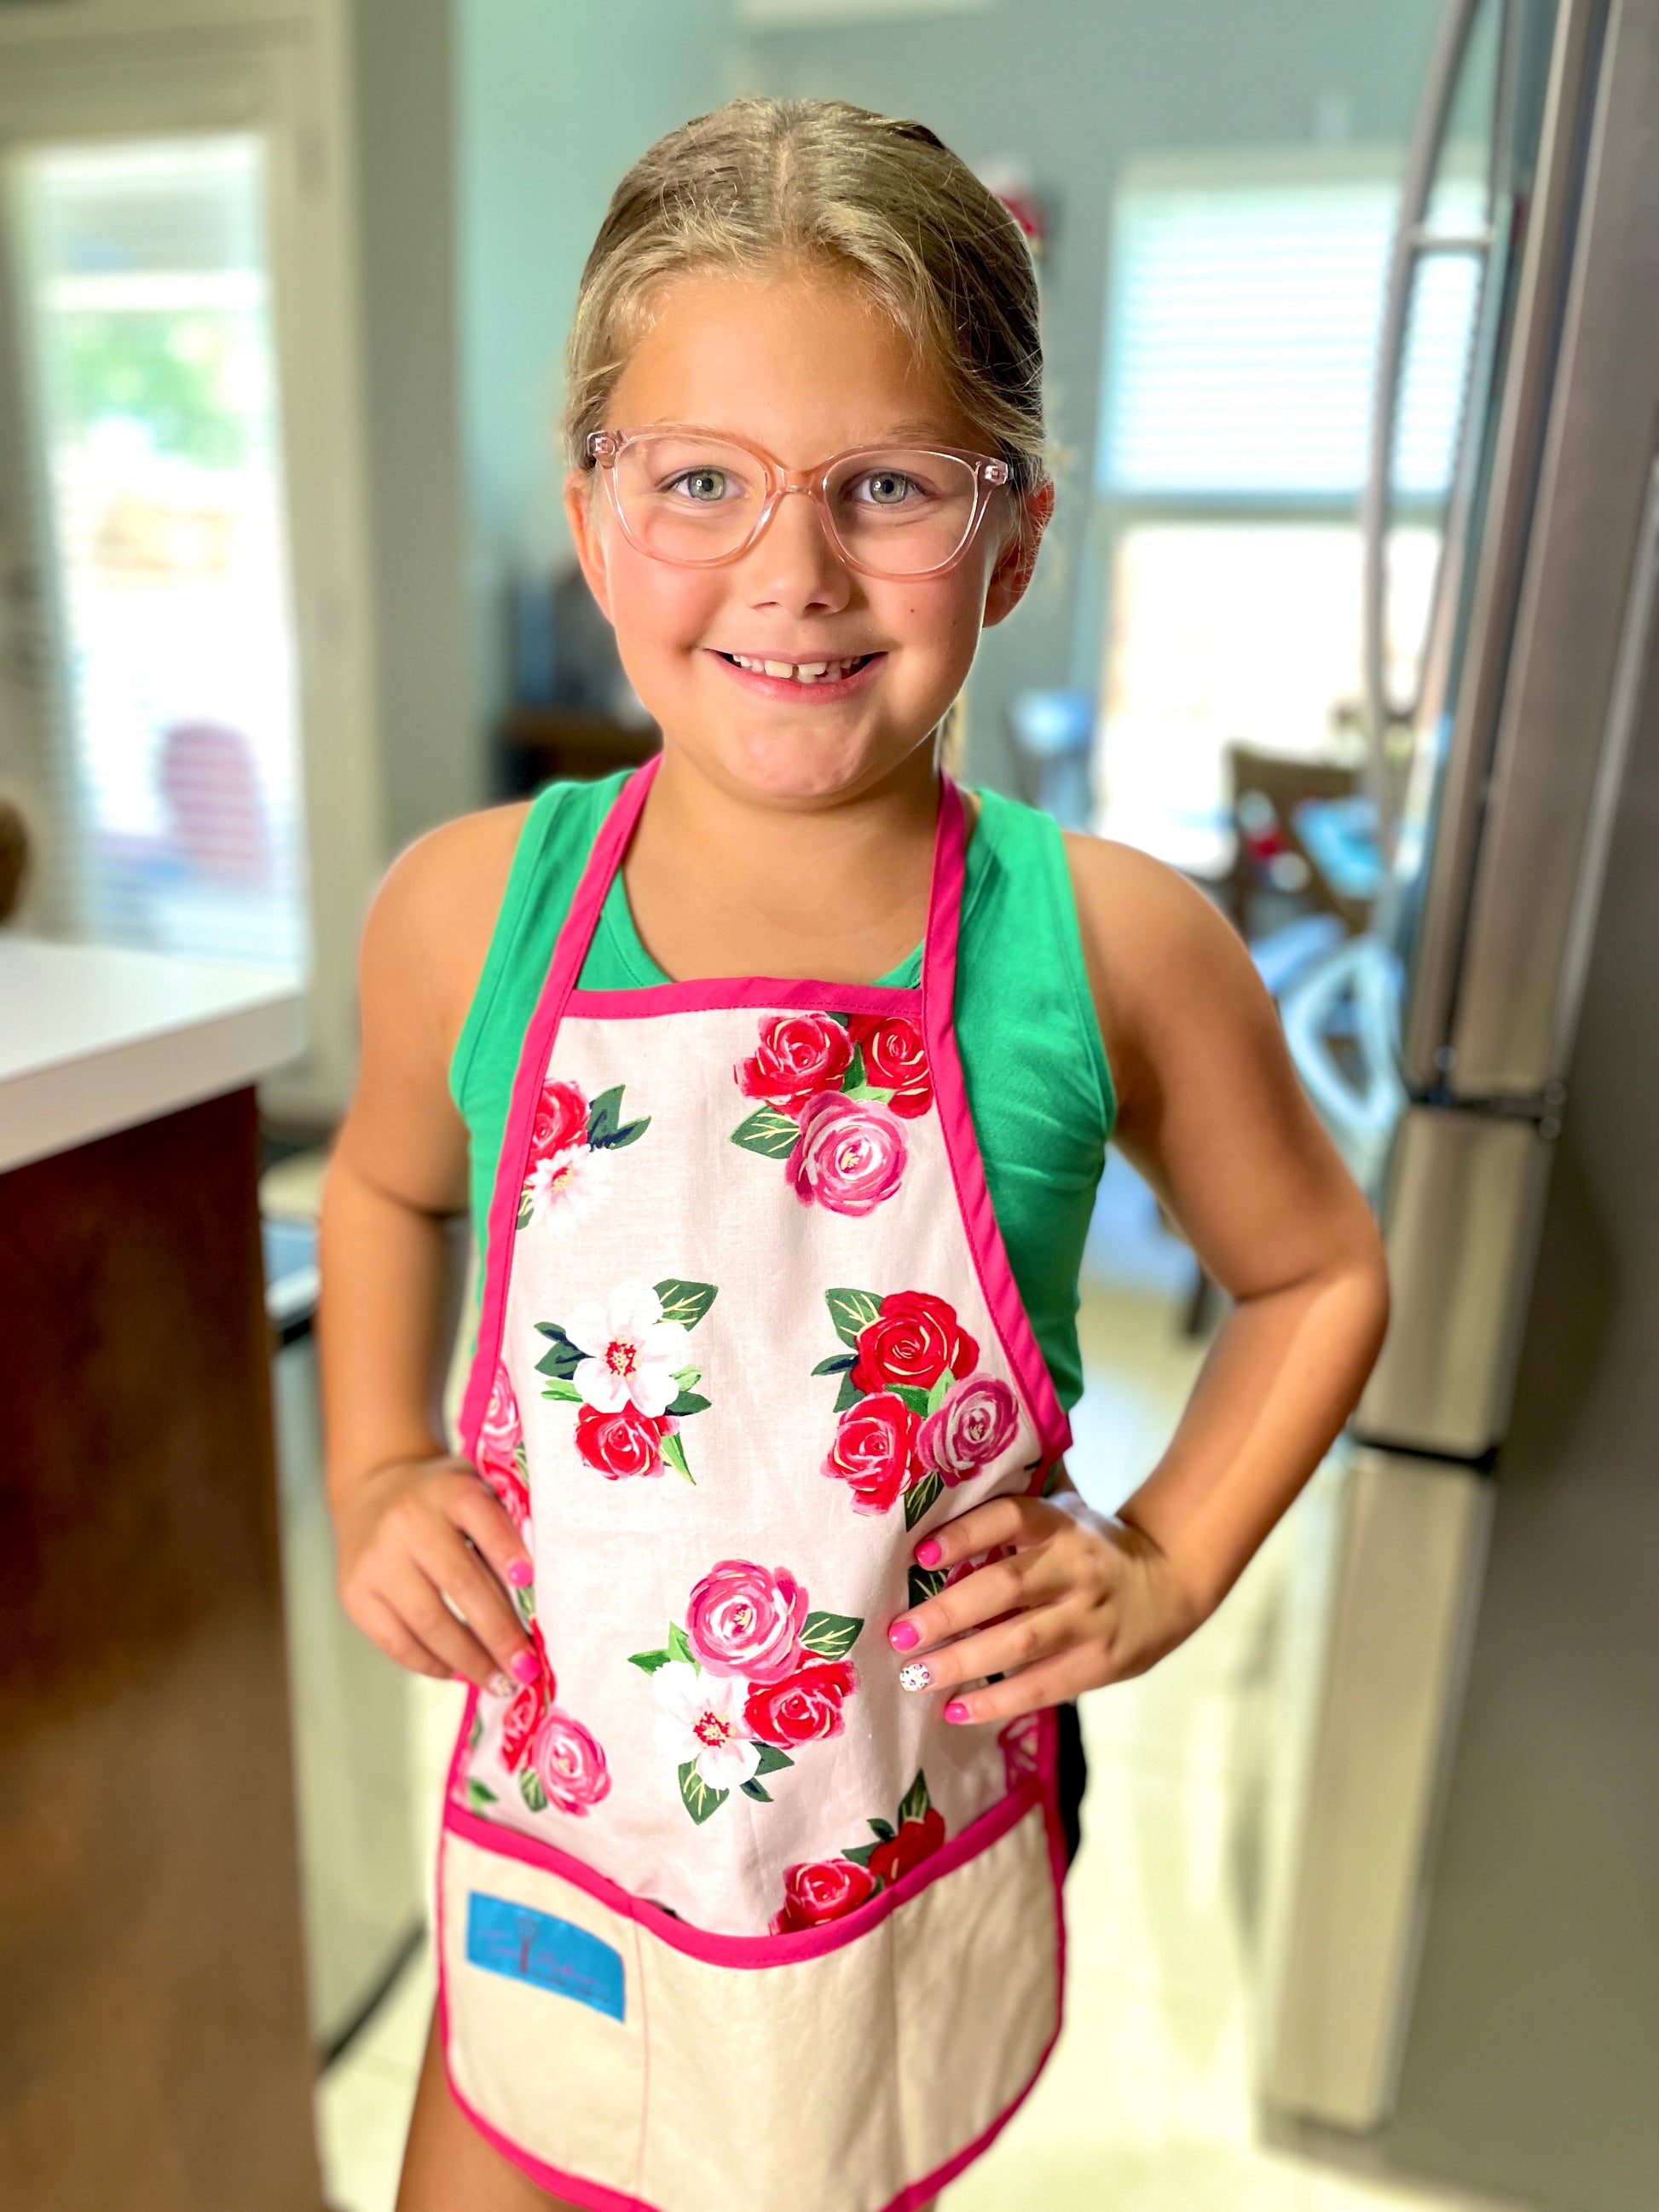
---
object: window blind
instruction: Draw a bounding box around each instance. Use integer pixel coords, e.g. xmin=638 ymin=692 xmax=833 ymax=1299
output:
xmin=1100 ymin=162 xmax=1486 ymax=503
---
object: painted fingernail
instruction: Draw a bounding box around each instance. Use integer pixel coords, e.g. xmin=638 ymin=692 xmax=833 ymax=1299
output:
xmin=914 ymin=1539 xmax=942 ymax=1567
xmin=506 ymin=1557 xmax=534 ymax=1589
xmin=899 ymin=1660 xmax=932 ymax=1692
xmin=944 ymin=1699 xmax=971 ymax=1724
xmin=887 ymin=1620 xmax=920 ymax=1650
xmin=509 ymin=1650 xmax=541 ymax=1684
xmin=488 ymin=1672 xmax=513 ymax=1697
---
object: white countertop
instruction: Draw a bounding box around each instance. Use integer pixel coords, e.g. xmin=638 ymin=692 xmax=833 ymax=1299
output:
xmin=0 ymin=936 xmax=306 ymax=1173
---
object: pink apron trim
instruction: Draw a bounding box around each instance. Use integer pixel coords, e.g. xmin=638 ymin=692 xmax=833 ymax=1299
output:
xmin=923 ymin=783 xmax=1072 ymax=1471
xmin=437 ymin=1705 xmax=1067 ymax=2212
xmin=568 ymin=977 xmax=923 ymax=1019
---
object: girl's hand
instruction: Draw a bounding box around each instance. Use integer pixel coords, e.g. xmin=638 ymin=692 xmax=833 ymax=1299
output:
xmin=335 ymin=1454 xmax=540 ymax=1695
xmin=884 ymin=1490 xmax=1203 ymax=1725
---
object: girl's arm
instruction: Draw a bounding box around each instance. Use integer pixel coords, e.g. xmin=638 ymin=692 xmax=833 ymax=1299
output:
xmin=319 ymin=819 xmax=539 ymax=1695
xmin=884 ymin=840 xmax=1390 ymax=1718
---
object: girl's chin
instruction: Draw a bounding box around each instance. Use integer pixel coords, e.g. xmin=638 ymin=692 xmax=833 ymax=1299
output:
xmin=702 ymin=723 xmax=931 ymax=806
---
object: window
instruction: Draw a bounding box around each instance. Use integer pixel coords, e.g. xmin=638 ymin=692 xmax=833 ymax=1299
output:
xmin=1091 ymin=150 xmax=1485 ymax=875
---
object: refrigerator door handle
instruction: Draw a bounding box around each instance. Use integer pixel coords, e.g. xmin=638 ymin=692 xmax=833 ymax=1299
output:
xmin=1361 ymin=0 xmax=1507 ymax=865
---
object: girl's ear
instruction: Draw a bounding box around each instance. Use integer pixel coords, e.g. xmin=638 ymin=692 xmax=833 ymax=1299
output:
xmin=564 ymin=466 xmax=615 ymax=621
xmin=983 ymin=478 xmax=1055 ymax=630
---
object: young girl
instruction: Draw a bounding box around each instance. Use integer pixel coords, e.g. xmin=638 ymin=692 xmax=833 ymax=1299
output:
xmin=320 ymin=97 xmax=1387 ymax=2212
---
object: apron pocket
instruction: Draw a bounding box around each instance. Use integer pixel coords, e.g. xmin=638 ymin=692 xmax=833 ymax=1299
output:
xmin=441 ymin=1793 xmax=1061 ymax=2212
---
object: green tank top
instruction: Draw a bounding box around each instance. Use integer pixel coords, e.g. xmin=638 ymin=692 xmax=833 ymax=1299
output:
xmin=450 ymin=773 xmax=1114 ymax=1411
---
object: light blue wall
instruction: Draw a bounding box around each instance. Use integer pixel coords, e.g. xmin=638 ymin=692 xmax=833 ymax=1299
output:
xmin=454 ymin=0 xmax=739 ymax=732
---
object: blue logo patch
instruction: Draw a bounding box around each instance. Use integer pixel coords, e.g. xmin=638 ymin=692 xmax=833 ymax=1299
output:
xmin=465 ymin=1893 xmax=626 ymax=2021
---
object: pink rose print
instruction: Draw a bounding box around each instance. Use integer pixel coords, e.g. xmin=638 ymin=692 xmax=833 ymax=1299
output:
xmin=847 ymin=1012 xmax=932 ymax=1118
xmin=822 ymin=1390 xmax=922 ymax=1515
xmin=788 ymin=1093 xmax=907 ymax=1216
xmin=575 ymin=1401 xmax=676 ymax=1480
xmin=475 ymin=1362 xmax=531 ymax=1531
xmin=771 ymin=1857 xmax=879 ymax=1933
xmin=529 ymin=1709 xmax=611 ymax=1816
xmin=851 ymin=1291 xmax=979 ymax=1395
xmin=736 ymin=1014 xmax=853 ymax=1117
xmin=867 ymin=1808 xmax=945 ymax=1886
xmin=530 ymin=1078 xmax=587 ymax=1161
xmin=918 ymin=1376 xmax=1019 ymax=1484
xmin=743 ymin=1658 xmax=858 ymax=1747
xmin=500 ymin=1680 xmax=545 ymax=1771
xmin=685 ymin=1560 xmax=809 ymax=1684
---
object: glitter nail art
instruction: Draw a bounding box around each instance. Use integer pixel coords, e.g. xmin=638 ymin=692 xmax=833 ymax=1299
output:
xmin=898 ymin=1660 xmax=932 ymax=1692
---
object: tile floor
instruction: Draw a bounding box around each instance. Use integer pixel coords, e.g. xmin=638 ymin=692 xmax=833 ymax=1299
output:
xmin=312 ymin=1160 xmax=1524 ymax=2212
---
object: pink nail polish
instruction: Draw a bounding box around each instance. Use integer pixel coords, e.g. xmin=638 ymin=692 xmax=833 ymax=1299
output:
xmin=509 ymin=1650 xmax=541 ymax=1684
xmin=506 ymin=1558 xmax=534 ymax=1589
xmin=887 ymin=1620 xmax=920 ymax=1650
xmin=944 ymin=1699 xmax=970 ymax=1724
xmin=914 ymin=1539 xmax=942 ymax=1568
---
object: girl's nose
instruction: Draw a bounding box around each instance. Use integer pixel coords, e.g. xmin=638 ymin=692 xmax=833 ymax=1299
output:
xmin=740 ymin=485 xmax=853 ymax=615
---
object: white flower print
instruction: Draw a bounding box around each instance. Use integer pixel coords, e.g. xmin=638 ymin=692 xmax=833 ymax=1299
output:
xmin=651 ymin=1662 xmax=760 ymax=1790
xmin=565 ymin=1279 xmax=689 ymax=1416
xmin=522 ymin=1141 xmax=613 ymax=1232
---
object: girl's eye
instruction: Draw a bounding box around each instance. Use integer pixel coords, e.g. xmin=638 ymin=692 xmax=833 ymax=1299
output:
xmin=665 ymin=467 xmax=731 ymax=502
xmin=851 ymin=470 xmax=921 ymax=506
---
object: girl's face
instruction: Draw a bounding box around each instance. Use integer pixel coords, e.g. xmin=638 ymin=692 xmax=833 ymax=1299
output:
xmin=564 ymin=262 xmax=1050 ymax=806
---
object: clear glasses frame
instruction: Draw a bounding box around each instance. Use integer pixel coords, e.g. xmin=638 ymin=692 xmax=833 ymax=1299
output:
xmin=584 ymin=424 xmax=1011 ymax=580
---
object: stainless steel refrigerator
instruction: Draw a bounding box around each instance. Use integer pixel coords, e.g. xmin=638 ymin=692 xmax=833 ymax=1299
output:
xmin=1261 ymin=0 xmax=1659 ymax=2200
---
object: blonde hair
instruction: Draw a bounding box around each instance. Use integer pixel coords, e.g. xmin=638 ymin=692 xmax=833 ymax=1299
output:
xmin=562 ymin=96 xmax=1048 ymax=513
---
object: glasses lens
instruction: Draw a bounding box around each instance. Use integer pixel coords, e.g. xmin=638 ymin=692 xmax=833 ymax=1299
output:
xmin=612 ymin=433 xmax=763 ymax=563
xmin=825 ymin=449 xmax=980 ymax=575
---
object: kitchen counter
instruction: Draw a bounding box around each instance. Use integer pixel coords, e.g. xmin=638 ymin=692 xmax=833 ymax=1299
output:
xmin=0 ymin=935 xmax=303 ymax=1170
xmin=0 ymin=936 xmax=327 ymax=2211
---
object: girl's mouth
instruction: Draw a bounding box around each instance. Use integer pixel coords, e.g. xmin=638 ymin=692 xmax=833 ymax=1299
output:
xmin=710 ymin=649 xmax=883 ymax=700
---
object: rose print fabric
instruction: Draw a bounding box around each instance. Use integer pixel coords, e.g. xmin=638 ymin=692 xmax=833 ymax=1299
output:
xmin=448 ymin=770 xmax=1067 ymax=1942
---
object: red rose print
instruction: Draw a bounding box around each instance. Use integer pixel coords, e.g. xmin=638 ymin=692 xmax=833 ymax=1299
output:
xmin=851 ymin=1290 xmax=980 ymax=1395
xmin=848 ymin=1012 xmax=932 ymax=1118
xmin=500 ymin=1680 xmax=544 ymax=1771
xmin=743 ymin=1657 xmax=858 ymax=1747
xmin=737 ymin=1014 xmax=853 ymax=1116
xmin=822 ymin=1390 xmax=922 ymax=1515
xmin=477 ymin=1453 xmax=531 ymax=1533
xmin=867 ymin=1808 xmax=945 ymax=1886
xmin=575 ymin=1401 xmax=675 ymax=1479
xmin=530 ymin=1078 xmax=588 ymax=1160
xmin=685 ymin=1560 xmax=809 ymax=1683
xmin=771 ymin=1857 xmax=879 ymax=1933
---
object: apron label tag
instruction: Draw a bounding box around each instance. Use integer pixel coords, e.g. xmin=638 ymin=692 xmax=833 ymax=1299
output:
xmin=465 ymin=1892 xmax=626 ymax=2020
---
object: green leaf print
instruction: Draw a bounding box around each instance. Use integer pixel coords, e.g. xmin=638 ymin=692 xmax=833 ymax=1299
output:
xmin=666 ymin=1389 xmax=711 ymax=1418
xmin=540 ymin=1377 xmax=582 ymax=1403
xmin=843 ymin=1043 xmax=868 ymax=1092
xmin=660 ymin=1430 xmax=696 ymax=1485
xmin=730 ymin=1106 xmax=801 ymax=1158
xmin=753 ymin=1743 xmax=795 ymax=1777
xmin=587 ymin=1084 xmax=651 ymax=1151
xmin=512 ymin=1582 xmax=536 ymax=1626
xmin=812 ymin=1351 xmax=858 ymax=1377
xmin=668 ymin=1622 xmax=697 ymax=1666
xmin=466 ymin=1708 xmax=483 ymax=1750
xmin=898 ymin=1770 xmax=932 ymax=1826
xmin=515 ymin=1191 xmax=534 ymax=1232
xmin=925 ymin=1371 xmax=955 ymax=1416
xmin=903 ymin=1470 xmax=944 ymax=1532
xmin=654 ymin=1279 xmax=719 ymax=1330
xmin=825 ymin=1287 xmax=882 ymax=1349
xmin=678 ymin=1760 xmax=728 ymax=1824
xmin=519 ymin=1768 xmax=548 ymax=1814
xmin=465 ymin=1779 xmax=498 ymax=1811
xmin=834 ymin=1372 xmax=864 ymax=1414
xmin=628 ymin=1646 xmax=673 ymax=1673
xmin=908 ymin=1563 xmax=949 ymax=1609
xmin=533 ymin=1323 xmax=583 ymax=1382
xmin=740 ymin=1778 xmax=772 ymax=1802
xmin=869 ymin=1818 xmax=896 ymax=1840
xmin=890 ymin=1383 xmax=931 ymax=1418
xmin=799 ymin=1609 xmax=864 ymax=1661
xmin=841 ymin=1840 xmax=880 ymax=1868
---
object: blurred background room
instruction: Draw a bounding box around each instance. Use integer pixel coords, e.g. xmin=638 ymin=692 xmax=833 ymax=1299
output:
xmin=3 ymin=1 xmax=1657 ymax=2209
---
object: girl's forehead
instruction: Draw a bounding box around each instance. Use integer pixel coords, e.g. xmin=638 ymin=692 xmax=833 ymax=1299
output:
xmin=608 ymin=263 xmax=983 ymax=457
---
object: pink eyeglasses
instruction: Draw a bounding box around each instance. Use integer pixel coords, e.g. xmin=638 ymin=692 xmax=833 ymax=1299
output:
xmin=585 ymin=424 xmax=1011 ymax=580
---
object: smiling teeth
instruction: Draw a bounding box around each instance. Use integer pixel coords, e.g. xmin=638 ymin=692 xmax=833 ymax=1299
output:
xmin=728 ymin=652 xmax=865 ymax=683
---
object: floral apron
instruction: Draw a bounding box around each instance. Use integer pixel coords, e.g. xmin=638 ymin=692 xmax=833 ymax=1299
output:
xmin=439 ymin=759 xmax=1071 ymax=2212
